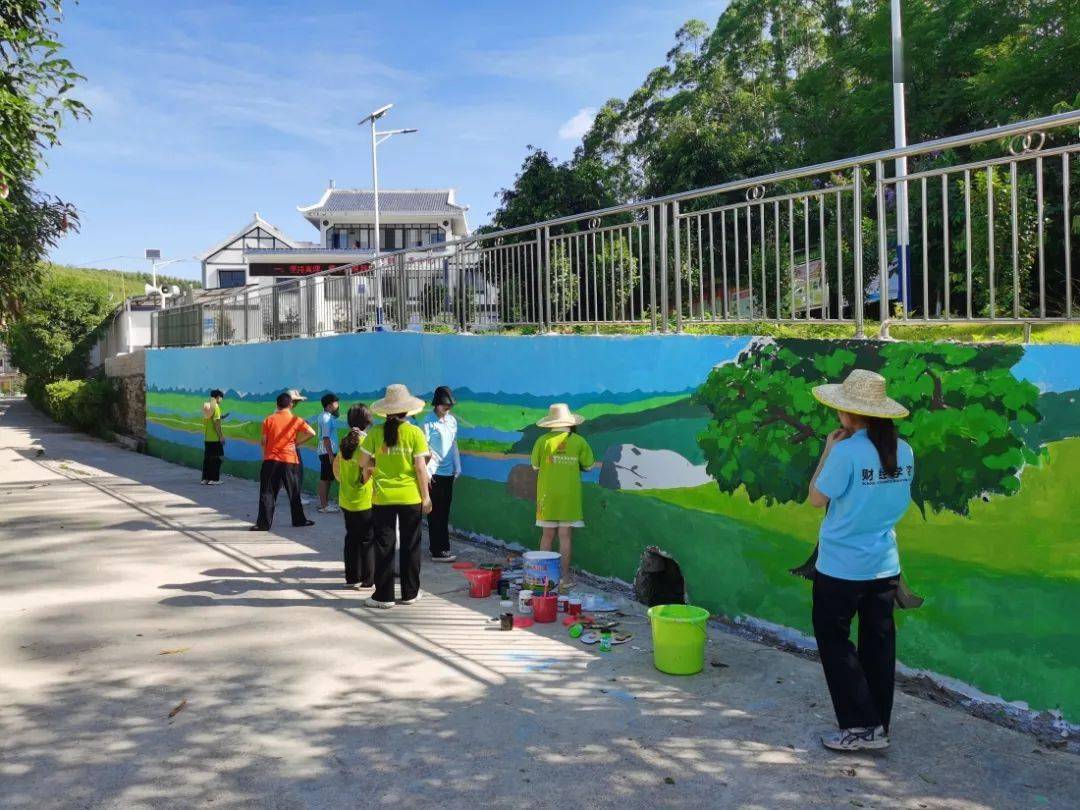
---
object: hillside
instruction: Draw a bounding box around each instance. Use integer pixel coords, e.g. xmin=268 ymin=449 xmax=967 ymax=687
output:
xmin=46 ymin=263 xmax=200 ymax=306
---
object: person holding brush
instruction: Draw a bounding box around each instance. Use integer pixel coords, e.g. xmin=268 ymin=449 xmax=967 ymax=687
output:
xmin=806 ymin=369 xmax=914 ymax=753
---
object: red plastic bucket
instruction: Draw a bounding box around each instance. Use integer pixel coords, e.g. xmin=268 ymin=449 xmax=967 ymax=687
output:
xmin=464 ymin=569 xmax=493 ymax=598
xmin=532 ymin=594 xmax=558 ymax=623
xmin=480 ymin=566 xmax=502 ymax=590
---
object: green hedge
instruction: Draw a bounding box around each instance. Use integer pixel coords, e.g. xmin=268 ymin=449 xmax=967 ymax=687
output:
xmin=42 ymin=377 xmax=116 ymax=435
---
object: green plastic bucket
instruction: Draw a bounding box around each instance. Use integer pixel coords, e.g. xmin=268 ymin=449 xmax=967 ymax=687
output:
xmin=647 ymin=604 xmax=710 ymax=675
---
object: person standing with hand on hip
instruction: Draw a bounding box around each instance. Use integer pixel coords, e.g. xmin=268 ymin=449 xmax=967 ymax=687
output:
xmin=251 ymin=391 xmax=317 ymax=531
xmin=315 ymin=393 xmax=341 ymax=513
xmin=360 ymin=384 xmax=432 ymax=609
xmin=807 ymin=369 xmax=914 ymax=753
xmin=201 ymin=388 xmax=226 ymax=485
xmin=423 ymin=385 xmax=461 ymax=563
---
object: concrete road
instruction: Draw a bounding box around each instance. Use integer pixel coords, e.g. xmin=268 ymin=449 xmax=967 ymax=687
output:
xmin=1 ymin=397 xmax=1076 ymax=809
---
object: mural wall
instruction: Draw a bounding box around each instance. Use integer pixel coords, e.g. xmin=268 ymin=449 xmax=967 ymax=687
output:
xmin=145 ymin=333 xmax=1080 ymax=722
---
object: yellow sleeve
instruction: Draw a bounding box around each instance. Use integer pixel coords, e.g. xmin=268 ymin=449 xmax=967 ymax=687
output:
xmin=412 ymin=423 xmax=429 ymax=457
xmin=360 ymin=429 xmax=377 ymax=457
xmin=578 ymin=436 xmax=595 ymax=470
xmin=531 ymin=436 xmax=543 ymax=469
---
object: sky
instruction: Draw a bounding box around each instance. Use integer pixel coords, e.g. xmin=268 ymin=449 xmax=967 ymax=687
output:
xmin=42 ymin=0 xmax=729 ymax=281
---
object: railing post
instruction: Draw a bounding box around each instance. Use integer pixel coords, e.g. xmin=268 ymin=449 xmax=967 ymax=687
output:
xmin=853 ymin=165 xmax=865 ymax=338
xmin=648 ymin=205 xmax=657 ymax=332
xmin=345 ymin=268 xmax=355 ymax=334
xmin=219 ymin=297 xmax=226 ymax=345
xmin=243 ymin=291 xmax=250 ymax=343
xmin=673 ymin=199 xmax=683 ymax=333
xmin=541 ymin=226 xmax=550 ymax=330
xmin=875 ymin=159 xmax=889 ymax=326
xmin=659 ymin=202 xmax=669 ymax=333
xmin=397 ymin=252 xmax=407 ymax=330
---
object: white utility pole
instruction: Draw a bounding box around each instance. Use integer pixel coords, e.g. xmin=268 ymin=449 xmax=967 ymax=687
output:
xmin=358 ymin=104 xmax=418 ymax=329
xmin=891 ymin=0 xmax=909 ymax=315
xmin=143 ymin=249 xmax=183 ymax=309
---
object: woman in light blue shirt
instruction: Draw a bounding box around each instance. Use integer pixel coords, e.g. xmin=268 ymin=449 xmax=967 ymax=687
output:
xmin=422 ymin=386 xmax=461 ymax=562
xmin=807 ymin=369 xmax=913 ymax=753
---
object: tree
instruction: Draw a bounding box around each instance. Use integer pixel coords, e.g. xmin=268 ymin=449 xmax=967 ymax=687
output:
xmin=1 ymin=1 xmax=88 ymax=316
xmin=694 ymin=338 xmax=1042 ymax=516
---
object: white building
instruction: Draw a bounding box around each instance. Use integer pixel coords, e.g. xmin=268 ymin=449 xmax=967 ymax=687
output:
xmin=200 ymin=188 xmax=470 ymax=290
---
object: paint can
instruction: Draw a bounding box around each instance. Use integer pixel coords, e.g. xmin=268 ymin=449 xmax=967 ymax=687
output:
xmin=557 ymin=595 xmax=569 ymax=613
xmin=518 ymin=588 xmax=533 ymax=615
xmin=523 ymin=550 xmax=561 ymax=593
xmin=599 ymin=629 xmax=613 ymax=652
xmin=568 ymin=597 xmax=582 ymax=617
xmin=499 ymin=600 xmax=514 ymax=631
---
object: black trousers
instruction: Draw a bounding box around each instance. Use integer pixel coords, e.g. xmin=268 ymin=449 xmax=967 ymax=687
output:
xmin=342 ymin=507 xmax=374 ymax=586
xmin=427 ymin=474 xmax=455 ymax=554
xmin=202 ymin=441 xmax=223 ymax=481
xmin=372 ymin=503 xmax=423 ymax=603
xmin=812 ymin=571 xmax=899 ymax=732
xmin=255 ymin=460 xmax=307 ymax=529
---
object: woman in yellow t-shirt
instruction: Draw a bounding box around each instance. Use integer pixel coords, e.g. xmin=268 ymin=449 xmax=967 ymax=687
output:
xmin=360 ymin=384 xmax=432 ymax=609
xmin=333 ymin=403 xmax=374 ymax=591
xmin=530 ymin=403 xmax=594 ymax=584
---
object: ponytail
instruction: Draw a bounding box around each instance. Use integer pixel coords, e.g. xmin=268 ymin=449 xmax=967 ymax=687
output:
xmin=340 ymin=404 xmax=373 ymax=460
xmin=383 ymin=413 xmax=407 ymax=448
xmin=866 ymin=416 xmax=899 ymax=476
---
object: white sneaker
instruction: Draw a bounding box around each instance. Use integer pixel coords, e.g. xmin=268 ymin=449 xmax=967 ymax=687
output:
xmin=352 ymin=583 xmax=374 ymax=593
xmin=822 ymin=726 xmax=890 ymax=752
xmin=365 ymin=596 xmax=394 ymax=609
xmin=206 ymin=480 xmax=223 ymax=486
xmin=324 ymin=504 xmax=340 ymax=513
xmin=398 ymin=591 xmax=423 ymax=606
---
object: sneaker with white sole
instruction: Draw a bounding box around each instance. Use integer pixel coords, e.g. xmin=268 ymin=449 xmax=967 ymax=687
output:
xmin=431 ymin=551 xmax=456 ymax=563
xmin=316 ymin=504 xmax=340 ymax=514
xmin=205 ymin=480 xmax=223 ymax=486
xmin=822 ymin=726 xmax=890 ymax=752
xmin=365 ymin=596 xmax=395 ymax=609
xmin=398 ymin=591 xmax=423 ymax=606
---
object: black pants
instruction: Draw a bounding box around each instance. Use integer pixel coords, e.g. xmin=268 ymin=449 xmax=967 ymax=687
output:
xmin=812 ymin=572 xmax=899 ymax=732
xmin=255 ymin=460 xmax=307 ymax=529
xmin=372 ymin=504 xmax=423 ymax=603
xmin=427 ymin=474 xmax=455 ymax=554
xmin=202 ymin=441 xmax=223 ymax=481
xmin=342 ymin=507 xmax=374 ymax=586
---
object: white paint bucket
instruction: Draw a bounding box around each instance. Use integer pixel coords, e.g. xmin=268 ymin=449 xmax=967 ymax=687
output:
xmin=523 ymin=550 xmax=561 ymax=593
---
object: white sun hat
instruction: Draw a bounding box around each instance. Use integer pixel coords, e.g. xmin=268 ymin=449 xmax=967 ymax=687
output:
xmin=812 ymin=369 xmax=909 ymax=419
xmin=536 ymin=402 xmax=585 ymax=428
xmin=286 ymin=389 xmax=307 ymax=402
xmin=371 ymin=383 xmax=425 ymax=417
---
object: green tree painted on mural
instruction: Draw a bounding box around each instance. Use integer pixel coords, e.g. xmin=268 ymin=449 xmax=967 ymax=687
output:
xmin=694 ymin=339 xmax=1042 ymax=516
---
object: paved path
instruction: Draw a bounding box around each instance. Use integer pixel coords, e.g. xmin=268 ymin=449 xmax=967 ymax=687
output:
xmin=0 ymin=396 xmax=1076 ymax=809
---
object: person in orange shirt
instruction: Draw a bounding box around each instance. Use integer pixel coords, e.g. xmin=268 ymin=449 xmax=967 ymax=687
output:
xmin=251 ymin=391 xmax=317 ymax=531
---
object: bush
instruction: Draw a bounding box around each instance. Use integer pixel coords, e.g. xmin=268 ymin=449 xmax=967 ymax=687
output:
xmin=42 ymin=377 xmax=116 ymax=435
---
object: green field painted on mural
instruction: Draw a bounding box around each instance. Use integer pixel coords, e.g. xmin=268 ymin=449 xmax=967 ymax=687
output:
xmin=639 ymin=438 xmax=1080 ymax=582
xmin=448 ymin=474 xmax=1080 ymax=719
xmin=147 ymin=437 xmax=329 ymax=496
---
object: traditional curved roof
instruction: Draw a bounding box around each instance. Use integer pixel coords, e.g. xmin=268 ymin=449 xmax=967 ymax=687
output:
xmin=298 ymin=188 xmax=468 ymax=225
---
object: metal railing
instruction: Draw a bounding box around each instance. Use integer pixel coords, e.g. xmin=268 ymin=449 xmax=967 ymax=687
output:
xmin=153 ymin=109 xmax=1080 ymax=347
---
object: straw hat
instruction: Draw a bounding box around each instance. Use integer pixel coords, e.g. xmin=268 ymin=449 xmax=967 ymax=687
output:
xmin=286 ymin=389 xmax=307 ymax=402
xmin=812 ymin=369 xmax=909 ymax=419
xmin=371 ymin=384 xmax=425 ymax=417
xmin=536 ymin=403 xmax=585 ymax=428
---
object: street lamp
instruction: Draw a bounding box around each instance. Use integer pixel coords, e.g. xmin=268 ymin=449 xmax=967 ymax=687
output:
xmin=358 ymin=103 xmax=418 ymax=328
xmin=891 ymin=0 xmax=909 ymax=316
xmin=144 ymin=248 xmax=184 ymax=309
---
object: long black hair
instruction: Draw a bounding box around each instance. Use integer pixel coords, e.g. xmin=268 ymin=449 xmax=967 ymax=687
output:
xmin=383 ymin=413 xmax=407 ymax=448
xmin=340 ymin=404 xmax=373 ymax=461
xmin=865 ymin=416 xmax=899 ymax=476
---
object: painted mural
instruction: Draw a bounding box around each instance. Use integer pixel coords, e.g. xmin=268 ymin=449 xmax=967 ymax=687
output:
xmin=145 ymin=333 xmax=1080 ymax=722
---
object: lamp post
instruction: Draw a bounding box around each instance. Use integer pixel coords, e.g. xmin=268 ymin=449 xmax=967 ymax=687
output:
xmin=358 ymin=103 xmax=418 ymax=329
xmin=143 ymin=249 xmax=183 ymax=309
xmin=891 ymin=0 xmax=909 ymax=317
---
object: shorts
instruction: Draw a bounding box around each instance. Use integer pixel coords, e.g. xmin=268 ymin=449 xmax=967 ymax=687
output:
xmin=319 ymin=455 xmax=334 ymax=482
xmin=535 ymin=520 xmax=584 ymax=528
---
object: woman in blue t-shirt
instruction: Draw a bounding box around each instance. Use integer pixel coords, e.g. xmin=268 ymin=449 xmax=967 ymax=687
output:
xmin=807 ymin=369 xmax=913 ymax=753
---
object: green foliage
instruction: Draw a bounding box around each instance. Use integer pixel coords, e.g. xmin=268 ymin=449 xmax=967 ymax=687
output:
xmin=42 ymin=377 xmax=115 ymax=434
xmin=1 ymin=1 xmax=89 ymax=315
xmin=694 ymin=339 xmax=1043 ymax=516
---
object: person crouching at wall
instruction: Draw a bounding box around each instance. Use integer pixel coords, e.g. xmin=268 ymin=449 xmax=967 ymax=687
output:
xmin=360 ymin=385 xmax=432 ymax=609
xmin=334 ymin=404 xmax=375 ymax=591
xmin=251 ymin=391 xmax=317 ymax=531
xmin=201 ymin=388 xmax=225 ymax=485
xmin=531 ymin=403 xmax=594 ymax=587
xmin=807 ymin=369 xmax=914 ymax=752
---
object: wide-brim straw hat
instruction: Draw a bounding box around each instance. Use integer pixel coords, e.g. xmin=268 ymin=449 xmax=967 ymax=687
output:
xmin=286 ymin=389 xmax=307 ymax=402
xmin=536 ymin=403 xmax=585 ymax=428
xmin=371 ymin=383 xmax=425 ymax=417
xmin=812 ymin=369 xmax=909 ymax=419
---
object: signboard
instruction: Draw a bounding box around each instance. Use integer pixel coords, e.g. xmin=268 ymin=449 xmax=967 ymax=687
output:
xmin=866 ymin=244 xmax=910 ymax=311
xmin=247 ymin=262 xmax=370 ymax=278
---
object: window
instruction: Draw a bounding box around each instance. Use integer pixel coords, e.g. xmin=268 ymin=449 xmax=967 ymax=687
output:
xmin=218 ymin=269 xmax=246 ymax=288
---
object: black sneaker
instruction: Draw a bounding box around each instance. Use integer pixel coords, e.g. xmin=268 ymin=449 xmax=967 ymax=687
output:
xmin=293 ymin=519 xmax=316 ymax=527
xmin=822 ymin=726 xmax=890 ymax=752
xmin=431 ymin=551 xmax=457 ymax=563
xmin=249 ymin=525 xmax=269 ymax=532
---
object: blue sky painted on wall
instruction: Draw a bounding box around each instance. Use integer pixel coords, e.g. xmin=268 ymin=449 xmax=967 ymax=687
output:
xmin=147 ymin=333 xmax=750 ymax=398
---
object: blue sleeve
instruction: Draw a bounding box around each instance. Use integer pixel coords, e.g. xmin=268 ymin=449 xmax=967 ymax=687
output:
xmin=815 ymin=443 xmax=852 ymax=501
